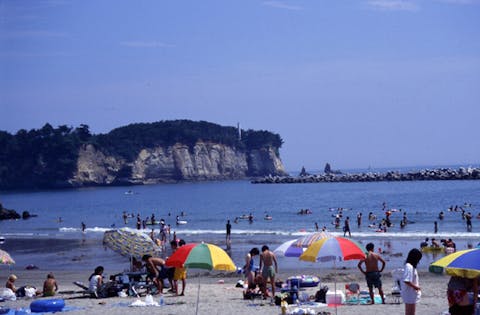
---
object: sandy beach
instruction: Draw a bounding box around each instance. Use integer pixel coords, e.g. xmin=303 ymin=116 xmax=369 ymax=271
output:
xmin=0 ymin=267 xmax=452 ymax=315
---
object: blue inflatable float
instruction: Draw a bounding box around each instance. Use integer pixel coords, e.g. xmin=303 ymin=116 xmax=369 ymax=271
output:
xmin=287 ymin=275 xmax=320 ymax=288
xmin=30 ymin=299 xmax=65 ymax=313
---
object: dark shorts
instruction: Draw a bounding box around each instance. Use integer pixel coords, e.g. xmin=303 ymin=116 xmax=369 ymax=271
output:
xmin=449 ymin=304 xmax=474 ymax=315
xmin=366 ymin=271 xmax=382 ymax=289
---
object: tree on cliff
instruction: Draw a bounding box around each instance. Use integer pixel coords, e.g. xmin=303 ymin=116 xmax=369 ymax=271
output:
xmin=0 ymin=120 xmax=284 ymax=189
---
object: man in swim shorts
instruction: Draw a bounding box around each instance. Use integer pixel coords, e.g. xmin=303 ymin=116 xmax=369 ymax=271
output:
xmin=142 ymin=254 xmax=166 ymax=294
xmin=357 ymin=242 xmax=386 ymax=304
xmin=259 ymin=245 xmax=278 ymax=297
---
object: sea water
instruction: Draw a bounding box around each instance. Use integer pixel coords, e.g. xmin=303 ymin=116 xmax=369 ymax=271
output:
xmin=0 ymin=176 xmax=479 ymax=271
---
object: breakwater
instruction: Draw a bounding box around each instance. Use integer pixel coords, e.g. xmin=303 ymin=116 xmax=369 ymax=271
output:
xmin=252 ymin=167 xmax=480 ymax=184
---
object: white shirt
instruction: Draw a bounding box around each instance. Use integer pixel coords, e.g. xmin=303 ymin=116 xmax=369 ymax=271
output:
xmin=401 ymin=263 xmax=421 ymax=304
xmin=89 ymin=275 xmax=101 ymax=293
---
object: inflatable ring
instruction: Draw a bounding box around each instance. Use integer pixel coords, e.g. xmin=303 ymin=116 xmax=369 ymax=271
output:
xmin=30 ymin=299 xmax=65 ymax=313
xmin=287 ymin=275 xmax=320 ymax=288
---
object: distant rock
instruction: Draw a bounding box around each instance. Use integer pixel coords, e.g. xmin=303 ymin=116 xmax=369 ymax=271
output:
xmin=0 ymin=203 xmax=21 ymax=220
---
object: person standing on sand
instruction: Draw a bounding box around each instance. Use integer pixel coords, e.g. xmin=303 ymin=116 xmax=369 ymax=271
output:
xmin=244 ymin=247 xmax=259 ymax=287
xmin=357 ymin=242 xmax=386 ymax=304
xmin=401 ymin=248 xmax=422 ymax=315
xmin=259 ymin=245 xmax=278 ymax=297
xmin=173 ymin=239 xmax=187 ymax=296
xmin=142 ymin=254 xmax=166 ymax=294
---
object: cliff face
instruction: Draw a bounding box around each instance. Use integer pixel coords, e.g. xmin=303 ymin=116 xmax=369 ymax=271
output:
xmin=70 ymin=142 xmax=286 ymax=186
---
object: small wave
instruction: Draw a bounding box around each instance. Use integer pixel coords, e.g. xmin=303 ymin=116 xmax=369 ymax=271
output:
xmin=59 ymin=227 xmax=114 ymax=233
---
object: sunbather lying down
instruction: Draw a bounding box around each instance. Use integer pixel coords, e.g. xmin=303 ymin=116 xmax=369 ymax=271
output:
xmin=243 ymin=274 xmax=269 ymax=300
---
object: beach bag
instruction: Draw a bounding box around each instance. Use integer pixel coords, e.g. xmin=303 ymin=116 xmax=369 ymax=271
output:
xmin=315 ymin=285 xmax=328 ymax=303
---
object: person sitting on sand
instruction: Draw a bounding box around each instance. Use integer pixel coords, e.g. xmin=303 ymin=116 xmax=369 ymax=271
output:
xmin=243 ymin=274 xmax=269 ymax=299
xmin=88 ymin=266 xmax=104 ymax=298
xmin=431 ymin=238 xmax=440 ymax=248
xmin=6 ymin=274 xmax=17 ymax=294
xmin=43 ymin=273 xmax=58 ymax=297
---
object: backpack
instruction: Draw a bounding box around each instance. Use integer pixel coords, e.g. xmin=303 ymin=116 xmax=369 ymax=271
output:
xmin=315 ymin=285 xmax=328 ymax=303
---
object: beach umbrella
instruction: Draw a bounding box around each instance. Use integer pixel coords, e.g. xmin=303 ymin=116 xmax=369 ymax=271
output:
xmin=274 ymin=231 xmax=331 ymax=257
xmin=300 ymin=236 xmax=365 ymax=263
xmin=274 ymin=239 xmax=305 ymax=257
xmin=300 ymin=237 xmax=366 ymax=315
xmin=103 ymin=228 xmax=162 ymax=262
xmin=165 ymin=242 xmax=236 ymax=271
xmin=0 ymin=249 xmax=15 ymax=265
xmin=166 ymin=242 xmax=236 ymax=315
xmin=429 ymin=248 xmax=480 ymax=279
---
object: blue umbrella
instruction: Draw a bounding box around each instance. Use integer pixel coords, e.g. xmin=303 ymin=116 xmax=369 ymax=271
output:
xmin=429 ymin=248 xmax=480 ymax=279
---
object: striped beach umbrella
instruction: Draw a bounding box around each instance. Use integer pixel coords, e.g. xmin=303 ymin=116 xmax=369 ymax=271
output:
xmin=166 ymin=242 xmax=236 ymax=271
xmin=300 ymin=236 xmax=366 ymax=262
xmin=429 ymin=248 xmax=480 ymax=279
xmin=103 ymin=228 xmax=162 ymax=259
xmin=274 ymin=231 xmax=331 ymax=257
xmin=0 ymin=249 xmax=15 ymax=265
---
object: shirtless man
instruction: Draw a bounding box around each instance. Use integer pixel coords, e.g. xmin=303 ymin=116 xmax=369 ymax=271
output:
xmin=142 ymin=255 xmax=166 ymax=294
xmin=357 ymin=243 xmax=386 ymax=304
xmin=259 ymin=245 xmax=278 ymax=297
xmin=43 ymin=273 xmax=58 ymax=296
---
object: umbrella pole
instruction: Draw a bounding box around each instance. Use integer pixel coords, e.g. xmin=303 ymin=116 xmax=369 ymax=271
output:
xmin=333 ymin=260 xmax=338 ymax=315
xmin=195 ymin=272 xmax=201 ymax=315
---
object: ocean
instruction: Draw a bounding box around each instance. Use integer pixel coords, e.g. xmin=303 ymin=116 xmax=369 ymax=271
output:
xmin=0 ymin=175 xmax=479 ymax=272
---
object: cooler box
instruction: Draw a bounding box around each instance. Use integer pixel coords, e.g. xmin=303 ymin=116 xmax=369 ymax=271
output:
xmin=326 ymin=290 xmax=345 ymax=304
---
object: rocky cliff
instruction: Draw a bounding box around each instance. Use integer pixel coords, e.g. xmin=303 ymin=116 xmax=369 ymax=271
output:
xmin=0 ymin=120 xmax=286 ymax=189
xmin=70 ymin=142 xmax=286 ymax=186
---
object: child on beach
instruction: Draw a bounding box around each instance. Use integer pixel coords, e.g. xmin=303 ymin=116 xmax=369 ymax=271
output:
xmin=173 ymin=239 xmax=187 ymax=296
xmin=5 ymin=274 xmax=17 ymax=294
xmin=43 ymin=273 xmax=58 ymax=297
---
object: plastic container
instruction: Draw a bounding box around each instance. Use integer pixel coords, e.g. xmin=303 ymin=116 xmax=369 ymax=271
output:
xmin=159 ymin=295 xmax=164 ymax=306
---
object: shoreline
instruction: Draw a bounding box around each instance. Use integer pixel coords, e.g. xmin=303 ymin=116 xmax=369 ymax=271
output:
xmin=1 ymin=234 xmax=478 ymax=273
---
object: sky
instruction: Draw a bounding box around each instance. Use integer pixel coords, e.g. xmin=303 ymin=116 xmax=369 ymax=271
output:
xmin=1 ymin=0 xmax=479 ymax=172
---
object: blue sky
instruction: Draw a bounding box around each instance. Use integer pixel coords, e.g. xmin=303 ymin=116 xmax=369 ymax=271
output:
xmin=1 ymin=0 xmax=479 ymax=171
